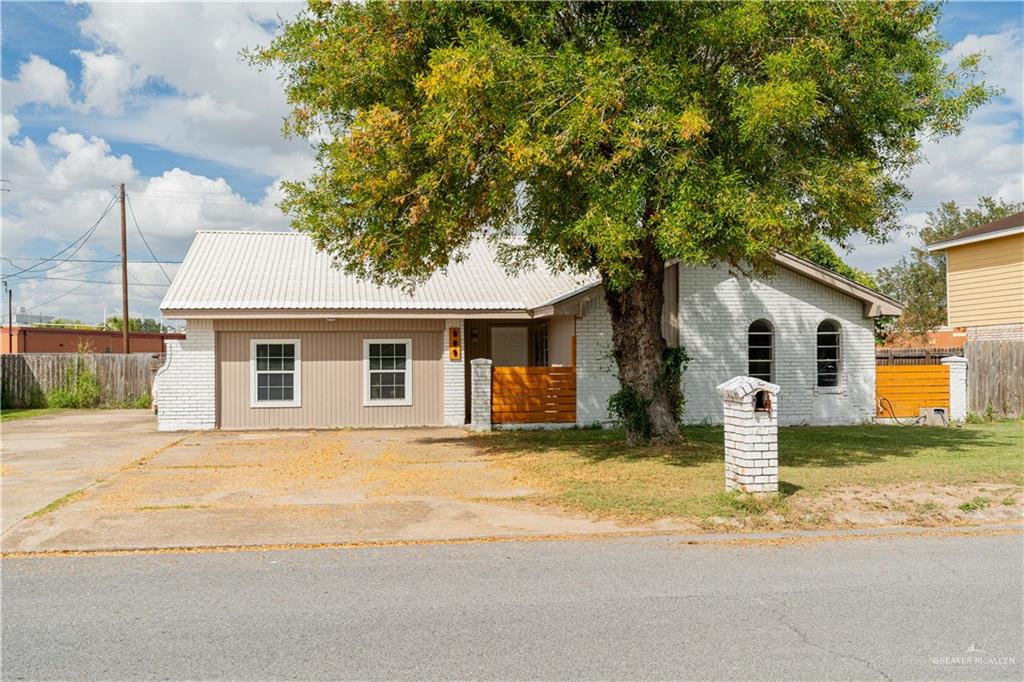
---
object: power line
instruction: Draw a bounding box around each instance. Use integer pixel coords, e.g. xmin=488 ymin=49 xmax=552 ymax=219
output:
xmin=12 ymin=263 xmax=115 ymax=282
xmin=24 ymin=269 xmax=167 ymax=314
xmin=125 ymin=191 xmax=173 ymax=284
xmin=19 ymin=276 xmax=169 ymax=289
xmin=2 ymin=256 xmax=182 ymax=264
xmin=3 ymin=194 xmax=118 ymax=278
xmin=27 ymin=277 xmax=103 ymax=311
xmin=12 ymin=259 xmax=171 ymax=288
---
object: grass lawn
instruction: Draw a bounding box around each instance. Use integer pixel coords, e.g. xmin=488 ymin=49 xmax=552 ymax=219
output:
xmin=473 ymin=421 xmax=1024 ymax=526
xmin=1 ymin=407 xmax=62 ymax=422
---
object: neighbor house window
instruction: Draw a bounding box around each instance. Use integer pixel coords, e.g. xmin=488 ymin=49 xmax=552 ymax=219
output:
xmin=363 ymin=339 xmax=412 ymax=406
xmin=250 ymin=339 xmax=301 ymax=407
xmin=748 ymin=320 xmax=773 ymax=382
xmin=816 ymin=320 xmax=841 ymax=388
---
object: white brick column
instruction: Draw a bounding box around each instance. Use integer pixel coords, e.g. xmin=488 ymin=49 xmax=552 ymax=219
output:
xmin=717 ymin=376 xmax=780 ymax=494
xmin=470 ymin=358 xmax=492 ymax=432
xmin=575 ymin=296 xmax=618 ymax=426
xmin=443 ymin=318 xmax=465 ymax=426
xmin=942 ymin=356 xmax=968 ymax=422
xmin=155 ymin=319 xmax=216 ymax=431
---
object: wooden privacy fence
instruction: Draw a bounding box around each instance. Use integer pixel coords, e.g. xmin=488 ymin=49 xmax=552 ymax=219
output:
xmin=875 ymin=346 xmax=963 ymax=366
xmin=491 ymin=366 xmax=576 ymax=424
xmin=965 ymin=340 xmax=1023 ymax=418
xmin=1 ymin=353 xmax=163 ymax=407
xmin=875 ymin=365 xmax=950 ymax=419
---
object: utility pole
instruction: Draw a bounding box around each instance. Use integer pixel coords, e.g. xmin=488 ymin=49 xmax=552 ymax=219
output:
xmin=119 ymin=183 xmax=130 ymax=354
xmin=3 ymin=281 xmax=11 ymax=354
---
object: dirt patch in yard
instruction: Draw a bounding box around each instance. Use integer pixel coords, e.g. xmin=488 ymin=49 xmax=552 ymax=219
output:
xmin=788 ymin=482 xmax=1023 ymax=527
xmin=361 ymin=447 xmax=539 ymax=500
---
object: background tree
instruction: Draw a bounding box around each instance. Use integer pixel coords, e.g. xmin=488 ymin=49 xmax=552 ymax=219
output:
xmin=877 ymin=196 xmax=1022 ymax=339
xmin=47 ymin=318 xmax=85 ymax=327
xmin=255 ymin=0 xmax=988 ymax=442
xmin=105 ymin=317 xmax=163 ymax=333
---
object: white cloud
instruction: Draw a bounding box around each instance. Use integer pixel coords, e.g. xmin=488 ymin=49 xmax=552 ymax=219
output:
xmin=2 ymin=114 xmax=48 ymax=180
xmin=71 ymin=1 xmax=312 ymax=179
xmin=844 ymin=25 xmax=1024 ymax=273
xmin=944 ymin=25 xmax=1023 ymax=115
xmin=2 ymin=124 xmax=289 ymax=322
xmin=182 ymin=94 xmax=257 ymax=123
xmin=73 ymin=50 xmax=142 ymax=115
xmin=1 ymin=55 xmax=72 ymax=111
xmin=46 ymin=128 xmax=138 ymax=187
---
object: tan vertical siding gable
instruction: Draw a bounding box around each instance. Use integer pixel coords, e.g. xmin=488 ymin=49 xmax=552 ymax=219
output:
xmin=946 ymin=233 xmax=1024 ymax=328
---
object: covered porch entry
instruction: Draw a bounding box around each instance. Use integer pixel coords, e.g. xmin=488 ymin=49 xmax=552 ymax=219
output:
xmin=463 ymin=317 xmax=577 ymax=426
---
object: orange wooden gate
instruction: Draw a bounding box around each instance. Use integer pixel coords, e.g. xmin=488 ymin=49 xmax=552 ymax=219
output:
xmin=876 ymin=364 xmax=950 ymax=418
xmin=491 ymin=366 xmax=576 ymax=424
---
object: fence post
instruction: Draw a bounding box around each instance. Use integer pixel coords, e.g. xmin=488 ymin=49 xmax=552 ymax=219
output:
xmin=942 ymin=356 xmax=968 ymax=422
xmin=470 ymin=358 xmax=493 ymax=432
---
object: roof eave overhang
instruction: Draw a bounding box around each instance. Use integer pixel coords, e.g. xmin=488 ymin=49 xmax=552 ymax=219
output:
xmin=160 ymin=308 xmax=534 ymax=320
xmin=926 ymin=225 xmax=1024 ymax=252
xmin=529 ymin=280 xmax=604 ymax=318
xmin=770 ymin=252 xmax=903 ymax=317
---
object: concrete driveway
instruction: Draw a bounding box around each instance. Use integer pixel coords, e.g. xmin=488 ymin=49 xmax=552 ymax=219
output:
xmin=1 ymin=410 xmax=183 ymax=534
xmin=2 ymin=412 xmax=678 ymax=553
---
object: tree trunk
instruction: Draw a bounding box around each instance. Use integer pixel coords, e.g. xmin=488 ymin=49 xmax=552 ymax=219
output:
xmin=603 ymin=237 xmax=682 ymax=444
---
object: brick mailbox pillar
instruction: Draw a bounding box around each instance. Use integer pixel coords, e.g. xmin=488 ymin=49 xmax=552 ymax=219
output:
xmin=470 ymin=358 xmax=493 ymax=432
xmin=716 ymin=376 xmax=781 ymax=494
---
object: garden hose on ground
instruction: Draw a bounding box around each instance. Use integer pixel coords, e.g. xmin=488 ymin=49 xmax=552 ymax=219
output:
xmin=878 ymin=397 xmax=927 ymax=426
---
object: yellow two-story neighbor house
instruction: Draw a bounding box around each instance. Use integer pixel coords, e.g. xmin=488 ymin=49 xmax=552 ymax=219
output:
xmin=928 ymin=211 xmax=1024 ymax=341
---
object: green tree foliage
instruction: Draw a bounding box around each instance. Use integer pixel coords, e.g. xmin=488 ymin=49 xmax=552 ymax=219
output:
xmin=105 ymin=317 xmax=163 ymax=332
xmin=255 ymin=0 xmax=989 ymax=442
xmin=877 ymin=197 xmax=1023 ymax=339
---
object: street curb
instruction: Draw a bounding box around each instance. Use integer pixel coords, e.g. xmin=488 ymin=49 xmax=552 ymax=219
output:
xmin=2 ymin=522 xmax=1020 ymax=559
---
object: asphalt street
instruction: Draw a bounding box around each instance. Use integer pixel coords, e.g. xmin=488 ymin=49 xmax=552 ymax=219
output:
xmin=3 ymin=531 xmax=1022 ymax=680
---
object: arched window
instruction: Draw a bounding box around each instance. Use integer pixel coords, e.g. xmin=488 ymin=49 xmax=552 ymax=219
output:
xmin=816 ymin=320 xmax=841 ymax=387
xmin=748 ymin=320 xmax=773 ymax=382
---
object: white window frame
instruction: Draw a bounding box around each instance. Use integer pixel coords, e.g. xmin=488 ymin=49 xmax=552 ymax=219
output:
xmin=250 ymin=338 xmax=301 ymax=408
xmin=363 ymin=338 xmax=413 ymax=407
xmin=747 ymin=319 xmax=774 ymax=383
xmin=815 ymin=320 xmax=844 ymax=393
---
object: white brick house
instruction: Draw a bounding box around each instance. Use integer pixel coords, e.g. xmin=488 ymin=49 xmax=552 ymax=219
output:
xmin=156 ymin=231 xmax=900 ymax=431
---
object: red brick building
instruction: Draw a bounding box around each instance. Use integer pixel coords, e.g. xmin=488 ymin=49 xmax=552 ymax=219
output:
xmin=0 ymin=326 xmax=185 ymax=354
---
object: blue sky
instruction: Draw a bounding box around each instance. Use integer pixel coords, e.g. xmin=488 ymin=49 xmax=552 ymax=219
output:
xmin=2 ymin=1 xmax=1022 ymax=323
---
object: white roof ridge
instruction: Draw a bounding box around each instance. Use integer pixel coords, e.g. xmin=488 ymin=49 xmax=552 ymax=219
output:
xmin=195 ymin=229 xmax=300 ymax=235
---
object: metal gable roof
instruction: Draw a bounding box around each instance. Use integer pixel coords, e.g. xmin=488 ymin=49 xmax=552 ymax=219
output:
xmin=160 ymin=231 xmax=599 ymax=314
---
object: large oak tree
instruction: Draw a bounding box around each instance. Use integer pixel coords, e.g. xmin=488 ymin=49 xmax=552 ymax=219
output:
xmin=255 ymin=0 xmax=989 ymax=442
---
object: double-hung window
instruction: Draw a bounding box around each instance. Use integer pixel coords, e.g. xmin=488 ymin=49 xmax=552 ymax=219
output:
xmin=816 ymin=320 xmax=841 ymax=388
xmin=250 ymin=339 xmax=300 ymax=407
xmin=363 ymin=339 xmax=412 ymax=406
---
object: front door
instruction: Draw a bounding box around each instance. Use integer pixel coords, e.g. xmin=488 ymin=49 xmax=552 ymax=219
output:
xmin=463 ymin=321 xmax=535 ymax=423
